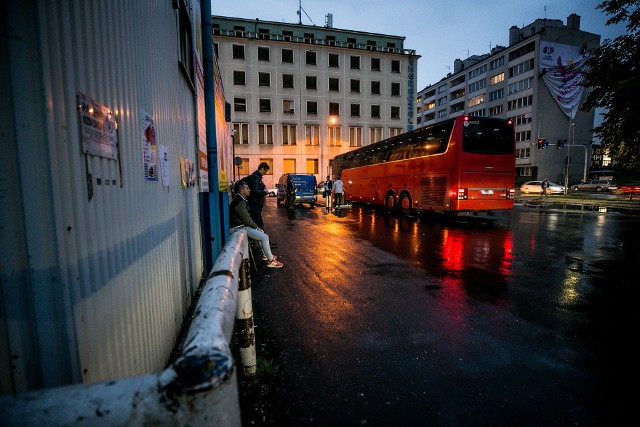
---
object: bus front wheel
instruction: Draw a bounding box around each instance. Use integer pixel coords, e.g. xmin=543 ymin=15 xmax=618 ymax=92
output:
xmin=384 ymin=191 xmax=397 ymax=213
xmin=399 ymin=192 xmax=413 ymax=216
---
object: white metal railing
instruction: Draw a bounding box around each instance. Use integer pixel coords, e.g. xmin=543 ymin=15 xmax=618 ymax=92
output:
xmin=0 ymin=230 xmax=255 ymax=427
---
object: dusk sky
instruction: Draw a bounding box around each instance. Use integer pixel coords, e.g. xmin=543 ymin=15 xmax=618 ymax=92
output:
xmin=211 ymin=0 xmax=627 ymax=91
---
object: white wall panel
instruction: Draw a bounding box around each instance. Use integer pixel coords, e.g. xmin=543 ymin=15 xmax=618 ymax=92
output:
xmin=1 ymin=0 xmax=205 ymax=391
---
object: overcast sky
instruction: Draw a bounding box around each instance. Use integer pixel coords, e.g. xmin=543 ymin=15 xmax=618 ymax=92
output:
xmin=211 ymin=0 xmax=627 ymax=90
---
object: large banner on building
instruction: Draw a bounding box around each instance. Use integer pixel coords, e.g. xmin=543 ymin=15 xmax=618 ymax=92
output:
xmin=539 ymin=41 xmax=590 ymax=119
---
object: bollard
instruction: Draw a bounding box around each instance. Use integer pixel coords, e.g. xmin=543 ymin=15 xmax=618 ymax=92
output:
xmin=236 ymin=257 xmax=257 ymax=376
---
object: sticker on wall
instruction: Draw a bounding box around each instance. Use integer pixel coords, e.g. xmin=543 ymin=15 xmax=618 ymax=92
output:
xmin=160 ymin=145 xmax=169 ymax=187
xmin=141 ymin=110 xmax=158 ymax=182
xmin=77 ymin=93 xmax=118 ymax=159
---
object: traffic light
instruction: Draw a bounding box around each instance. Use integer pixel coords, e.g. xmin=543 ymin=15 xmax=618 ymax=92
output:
xmin=537 ymin=138 xmax=545 ymax=149
xmin=557 ymin=139 xmax=566 ymax=149
xmin=544 ymin=139 xmax=549 ymax=148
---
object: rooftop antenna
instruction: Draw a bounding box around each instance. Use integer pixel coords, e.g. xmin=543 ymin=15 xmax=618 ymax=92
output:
xmin=297 ymin=0 xmax=315 ymax=25
xmin=544 ymin=5 xmax=547 ymax=19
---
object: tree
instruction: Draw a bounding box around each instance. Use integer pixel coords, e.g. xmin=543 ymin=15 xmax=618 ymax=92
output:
xmin=581 ymin=0 xmax=640 ymax=176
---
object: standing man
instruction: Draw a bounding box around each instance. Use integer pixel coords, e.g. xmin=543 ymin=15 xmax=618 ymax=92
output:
xmin=333 ymin=175 xmax=344 ymax=208
xmin=245 ymin=162 xmax=270 ymax=230
xmin=230 ymin=181 xmax=283 ymax=268
xmin=323 ymin=175 xmax=333 ymax=213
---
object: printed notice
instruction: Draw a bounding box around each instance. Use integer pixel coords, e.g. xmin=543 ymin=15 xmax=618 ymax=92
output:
xmin=78 ymin=93 xmax=117 ymax=159
xmin=141 ymin=110 xmax=158 ymax=182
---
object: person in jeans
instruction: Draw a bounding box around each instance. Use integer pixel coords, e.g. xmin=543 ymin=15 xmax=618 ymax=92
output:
xmin=323 ymin=175 xmax=333 ymax=213
xmin=332 ymin=175 xmax=344 ymax=208
xmin=230 ymin=181 xmax=283 ymax=268
xmin=244 ymin=162 xmax=270 ymax=229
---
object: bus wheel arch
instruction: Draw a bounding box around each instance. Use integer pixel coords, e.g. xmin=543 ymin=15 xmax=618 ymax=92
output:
xmin=398 ymin=191 xmax=413 ymax=215
xmin=384 ymin=191 xmax=397 ymax=212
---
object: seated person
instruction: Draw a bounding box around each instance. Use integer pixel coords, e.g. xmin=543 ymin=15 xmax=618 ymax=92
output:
xmin=230 ymin=181 xmax=283 ymax=268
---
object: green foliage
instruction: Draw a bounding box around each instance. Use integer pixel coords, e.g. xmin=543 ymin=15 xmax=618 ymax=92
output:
xmin=581 ymin=0 xmax=640 ymax=175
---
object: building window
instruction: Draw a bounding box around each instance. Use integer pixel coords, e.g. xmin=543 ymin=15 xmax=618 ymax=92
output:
xmin=489 ymin=88 xmax=504 ymax=101
xmin=306 ymin=159 xmax=319 ymax=174
xmin=233 ymin=70 xmax=245 ymax=85
xmin=258 ymin=46 xmax=270 ymax=61
xmin=349 ymin=126 xmax=363 ymax=147
xmin=329 ymin=77 xmax=339 ymax=91
xmin=391 ymin=82 xmax=400 ymax=96
xmin=282 ymin=124 xmax=297 ymax=145
xmin=283 ymin=99 xmax=295 ymax=114
xmin=306 ymin=101 xmax=318 ymax=115
xmin=489 ymin=72 xmax=505 ymax=85
xmin=234 ymin=97 xmax=246 ymax=112
xmin=304 ymin=32 xmax=314 ymax=43
xmin=350 ymin=103 xmax=360 ymax=117
xmin=282 ymin=30 xmax=293 ymax=42
xmin=389 ymin=128 xmax=403 ymax=137
xmin=347 ymin=37 xmax=356 ymax=48
xmin=283 ymin=158 xmax=296 ymax=173
xmin=257 ymin=28 xmax=270 ymax=40
xmin=371 ymin=105 xmax=381 ymax=118
xmin=371 ymin=81 xmax=381 ymax=95
xmin=306 ymin=75 xmax=317 ymax=90
xmin=237 ymin=158 xmax=249 ymax=178
xmin=328 ymin=126 xmax=341 ymax=146
xmin=329 ymin=102 xmax=340 ymax=115
xmin=259 ymin=72 xmax=270 ymax=87
xmin=305 ymin=125 xmax=319 ymax=146
xmin=467 ymin=94 xmax=485 ymax=107
xmin=282 ymin=48 xmax=294 ymax=63
xmin=259 ymin=98 xmax=272 ymax=113
xmin=177 ymin=2 xmax=194 ymax=84
xmin=282 ymin=74 xmax=294 ymax=89
xmin=258 ymin=124 xmax=273 ymax=144
xmin=232 ymin=44 xmax=245 ymax=59
xmin=306 ymin=50 xmax=317 ymax=65
xmin=391 ymin=60 xmax=400 ymax=73
xmin=233 ymin=123 xmax=249 ymax=145
xmin=370 ymin=127 xmax=383 ymax=144
xmin=371 ymin=57 xmax=381 ymax=71
xmin=391 ymin=106 xmax=400 ymax=119
xmin=489 ymin=105 xmax=503 ymax=116
xmin=350 ymin=79 xmax=360 ymax=93
xmin=350 ymin=55 xmax=360 ymax=70
xmin=328 ymin=53 xmax=339 ymax=67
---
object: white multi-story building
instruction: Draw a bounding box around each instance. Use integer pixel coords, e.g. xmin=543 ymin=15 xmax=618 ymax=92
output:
xmin=213 ymin=16 xmax=419 ymax=187
xmin=417 ymin=14 xmax=600 ymax=186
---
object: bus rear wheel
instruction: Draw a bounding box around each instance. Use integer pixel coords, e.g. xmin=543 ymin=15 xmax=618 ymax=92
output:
xmin=384 ymin=191 xmax=397 ymax=213
xmin=399 ymin=192 xmax=413 ymax=216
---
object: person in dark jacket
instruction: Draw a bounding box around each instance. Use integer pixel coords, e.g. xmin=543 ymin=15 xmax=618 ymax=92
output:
xmin=244 ymin=162 xmax=270 ymax=229
xmin=230 ymin=181 xmax=283 ymax=268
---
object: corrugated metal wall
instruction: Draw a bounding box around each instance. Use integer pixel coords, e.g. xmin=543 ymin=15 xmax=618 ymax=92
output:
xmin=1 ymin=0 xmax=205 ymax=392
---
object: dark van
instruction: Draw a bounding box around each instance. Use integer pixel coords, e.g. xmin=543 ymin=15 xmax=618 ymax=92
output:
xmin=277 ymin=173 xmax=317 ymax=207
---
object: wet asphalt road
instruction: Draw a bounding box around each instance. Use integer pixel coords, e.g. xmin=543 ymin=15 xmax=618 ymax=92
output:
xmin=235 ymin=197 xmax=637 ymax=426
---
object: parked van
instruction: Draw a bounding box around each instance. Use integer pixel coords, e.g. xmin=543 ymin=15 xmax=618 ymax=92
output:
xmin=277 ymin=173 xmax=318 ymax=207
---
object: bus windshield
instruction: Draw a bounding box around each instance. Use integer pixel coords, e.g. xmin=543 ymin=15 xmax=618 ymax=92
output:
xmin=462 ymin=118 xmax=514 ymax=155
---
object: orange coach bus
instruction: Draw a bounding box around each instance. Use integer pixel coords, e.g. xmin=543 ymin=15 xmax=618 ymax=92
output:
xmin=331 ymin=115 xmax=516 ymax=216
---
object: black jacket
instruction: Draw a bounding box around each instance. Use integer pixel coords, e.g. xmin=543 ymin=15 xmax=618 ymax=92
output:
xmin=229 ymin=194 xmax=258 ymax=229
xmin=244 ymin=170 xmax=267 ymax=207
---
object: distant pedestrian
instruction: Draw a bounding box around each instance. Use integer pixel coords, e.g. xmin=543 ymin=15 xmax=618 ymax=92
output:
xmin=324 ymin=175 xmax=333 ymax=213
xmin=541 ymin=178 xmax=549 ymax=197
xmin=230 ymin=181 xmax=283 ymax=268
xmin=285 ymin=175 xmax=295 ymax=211
xmin=333 ymin=175 xmax=344 ymax=208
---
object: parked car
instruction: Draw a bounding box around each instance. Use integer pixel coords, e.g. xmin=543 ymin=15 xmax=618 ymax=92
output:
xmin=520 ymin=180 xmax=565 ymax=194
xmin=267 ymin=187 xmax=277 ymax=197
xmin=316 ymin=181 xmax=326 ymax=195
xmin=571 ymin=179 xmax=616 ymax=192
xmin=612 ymin=181 xmax=640 ymax=195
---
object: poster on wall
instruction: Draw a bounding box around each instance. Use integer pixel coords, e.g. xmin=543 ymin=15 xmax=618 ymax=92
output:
xmin=141 ymin=110 xmax=158 ymax=182
xmin=77 ymin=93 xmax=118 ymax=159
xmin=160 ymin=145 xmax=169 ymax=187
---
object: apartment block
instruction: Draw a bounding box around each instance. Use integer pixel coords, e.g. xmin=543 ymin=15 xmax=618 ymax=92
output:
xmin=213 ymin=16 xmax=419 ymax=187
xmin=416 ymin=14 xmax=600 ymax=186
